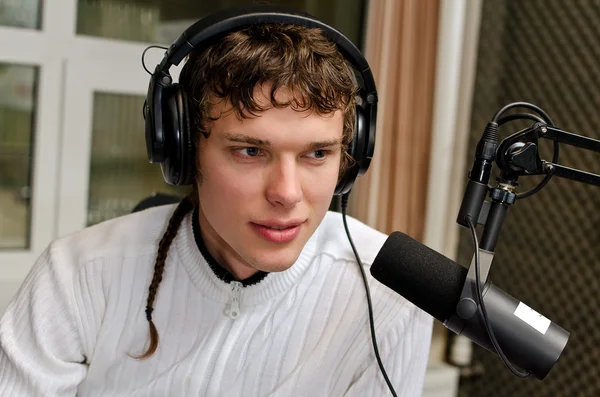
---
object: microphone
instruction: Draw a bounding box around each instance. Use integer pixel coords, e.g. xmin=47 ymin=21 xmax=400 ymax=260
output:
xmin=370 ymin=231 xmax=569 ymax=380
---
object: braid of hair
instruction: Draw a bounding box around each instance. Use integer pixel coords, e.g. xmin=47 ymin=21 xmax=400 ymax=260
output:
xmin=131 ymin=194 xmax=195 ymax=359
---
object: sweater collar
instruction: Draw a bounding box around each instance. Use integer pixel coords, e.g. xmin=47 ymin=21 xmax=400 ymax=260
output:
xmin=174 ymin=208 xmax=318 ymax=305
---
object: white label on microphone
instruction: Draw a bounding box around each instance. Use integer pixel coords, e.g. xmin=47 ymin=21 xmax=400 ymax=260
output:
xmin=514 ymin=302 xmax=551 ymax=335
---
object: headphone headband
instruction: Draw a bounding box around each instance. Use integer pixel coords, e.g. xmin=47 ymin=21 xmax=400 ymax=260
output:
xmin=157 ymin=5 xmax=377 ymax=100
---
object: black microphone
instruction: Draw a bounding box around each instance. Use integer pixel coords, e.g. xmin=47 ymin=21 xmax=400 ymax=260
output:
xmin=370 ymin=231 xmax=570 ymax=380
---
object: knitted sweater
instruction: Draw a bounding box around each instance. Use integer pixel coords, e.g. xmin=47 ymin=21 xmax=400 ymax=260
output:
xmin=0 ymin=205 xmax=432 ymax=396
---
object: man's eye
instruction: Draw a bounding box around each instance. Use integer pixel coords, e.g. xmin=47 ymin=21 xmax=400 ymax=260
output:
xmin=239 ymin=147 xmax=261 ymax=157
xmin=306 ymin=150 xmax=330 ymax=159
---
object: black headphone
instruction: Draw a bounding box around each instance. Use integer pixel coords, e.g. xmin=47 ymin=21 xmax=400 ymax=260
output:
xmin=144 ymin=5 xmax=377 ymax=196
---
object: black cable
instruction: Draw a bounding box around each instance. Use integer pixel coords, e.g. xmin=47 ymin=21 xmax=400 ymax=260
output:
xmin=466 ymin=217 xmax=531 ymax=378
xmin=497 ymin=113 xmax=546 ymax=126
xmin=514 ymin=174 xmax=553 ymax=199
xmin=341 ymin=193 xmax=398 ymax=397
xmin=492 ymin=102 xmax=554 ymax=126
xmin=141 ymin=45 xmax=168 ymax=75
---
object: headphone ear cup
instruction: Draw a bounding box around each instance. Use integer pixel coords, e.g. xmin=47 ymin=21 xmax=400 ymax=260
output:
xmin=144 ymin=79 xmax=167 ymax=164
xmin=334 ymin=105 xmax=366 ymax=196
xmin=160 ymin=84 xmax=195 ymax=185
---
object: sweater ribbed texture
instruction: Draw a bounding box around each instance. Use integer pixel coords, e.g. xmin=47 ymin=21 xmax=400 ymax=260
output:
xmin=0 ymin=206 xmax=432 ymax=396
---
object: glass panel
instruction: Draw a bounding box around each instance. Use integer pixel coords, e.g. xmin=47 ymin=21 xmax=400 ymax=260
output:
xmin=76 ymin=0 xmax=366 ymax=47
xmin=0 ymin=64 xmax=37 ymax=249
xmin=87 ymin=92 xmax=189 ymax=226
xmin=0 ymin=0 xmax=42 ymax=29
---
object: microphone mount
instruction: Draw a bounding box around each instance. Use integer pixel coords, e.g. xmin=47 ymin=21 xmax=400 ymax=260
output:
xmin=496 ymin=122 xmax=600 ymax=187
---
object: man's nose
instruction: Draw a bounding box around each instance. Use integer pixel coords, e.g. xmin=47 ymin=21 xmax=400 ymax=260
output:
xmin=265 ymin=159 xmax=303 ymax=208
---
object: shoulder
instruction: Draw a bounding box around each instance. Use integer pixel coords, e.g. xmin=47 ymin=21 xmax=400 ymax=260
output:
xmin=314 ymin=211 xmax=433 ymax=338
xmin=48 ymin=204 xmax=177 ymax=271
xmin=315 ymin=211 xmax=388 ymax=265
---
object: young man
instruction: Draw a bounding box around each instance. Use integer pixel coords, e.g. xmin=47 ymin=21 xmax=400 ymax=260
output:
xmin=0 ymin=8 xmax=432 ymax=397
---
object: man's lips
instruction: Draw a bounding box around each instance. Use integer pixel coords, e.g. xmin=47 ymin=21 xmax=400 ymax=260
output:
xmin=252 ymin=219 xmax=306 ymax=228
xmin=250 ymin=220 xmax=305 ymax=243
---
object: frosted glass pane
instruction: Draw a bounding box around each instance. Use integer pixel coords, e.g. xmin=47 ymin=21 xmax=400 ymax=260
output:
xmin=87 ymin=92 xmax=189 ymax=226
xmin=0 ymin=64 xmax=37 ymax=249
xmin=0 ymin=0 xmax=41 ymax=29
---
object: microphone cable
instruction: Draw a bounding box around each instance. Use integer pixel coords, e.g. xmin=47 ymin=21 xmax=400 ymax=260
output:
xmin=465 ymin=216 xmax=531 ymax=378
xmin=341 ymin=193 xmax=398 ymax=397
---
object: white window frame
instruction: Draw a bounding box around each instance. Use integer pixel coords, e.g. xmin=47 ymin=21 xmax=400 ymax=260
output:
xmin=0 ymin=0 xmax=181 ymax=308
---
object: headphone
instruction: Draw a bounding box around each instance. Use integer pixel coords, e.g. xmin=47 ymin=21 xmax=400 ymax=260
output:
xmin=144 ymin=5 xmax=378 ymax=196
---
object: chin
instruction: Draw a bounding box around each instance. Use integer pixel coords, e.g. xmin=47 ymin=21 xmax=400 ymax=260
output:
xmin=259 ymin=262 xmax=296 ymax=273
xmin=248 ymin=247 xmax=303 ymax=273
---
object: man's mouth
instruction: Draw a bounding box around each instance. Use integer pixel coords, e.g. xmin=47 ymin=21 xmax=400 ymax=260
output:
xmin=250 ymin=221 xmax=305 ymax=243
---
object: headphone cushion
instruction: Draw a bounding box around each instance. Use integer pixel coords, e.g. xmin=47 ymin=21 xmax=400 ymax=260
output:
xmin=178 ymin=88 xmax=194 ymax=185
xmin=335 ymin=105 xmax=366 ymax=195
xmin=160 ymin=84 xmax=194 ymax=185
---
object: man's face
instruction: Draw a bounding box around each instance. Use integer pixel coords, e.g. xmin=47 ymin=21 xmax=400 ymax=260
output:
xmin=196 ymin=85 xmax=344 ymax=279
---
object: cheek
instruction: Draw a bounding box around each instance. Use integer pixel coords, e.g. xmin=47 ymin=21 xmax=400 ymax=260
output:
xmin=302 ymin=165 xmax=339 ymax=206
xmin=197 ymin=166 xmax=256 ymax=232
xmin=197 ymin=156 xmax=263 ymax=204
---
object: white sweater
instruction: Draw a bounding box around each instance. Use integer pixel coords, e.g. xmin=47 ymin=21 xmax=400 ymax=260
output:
xmin=0 ymin=206 xmax=432 ymax=397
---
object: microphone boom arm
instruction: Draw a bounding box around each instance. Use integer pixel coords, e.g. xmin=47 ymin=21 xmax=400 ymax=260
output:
xmin=496 ymin=123 xmax=600 ymax=186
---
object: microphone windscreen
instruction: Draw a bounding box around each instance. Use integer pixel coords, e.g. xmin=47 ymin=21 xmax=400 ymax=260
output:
xmin=370 ymin=231 xmax=468 ymax=322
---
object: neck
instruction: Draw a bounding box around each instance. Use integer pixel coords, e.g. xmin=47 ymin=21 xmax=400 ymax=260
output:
xmin=193 ymin=206 xmax=267 ymax=282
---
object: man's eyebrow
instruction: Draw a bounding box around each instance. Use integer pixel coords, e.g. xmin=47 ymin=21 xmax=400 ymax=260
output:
xmin=304 ymin=139 xmax=343 ymax=151
xmin=222 ymin=132 xmax=271 ymax=147
xmin=222 ymin=132 xmax=342 ymax=150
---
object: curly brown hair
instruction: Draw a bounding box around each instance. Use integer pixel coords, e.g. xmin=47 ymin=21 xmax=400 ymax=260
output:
xmin=133 ymin=22 xmax=359 ymax=359
xmin=180 ymin=23 xmax=359 ymax=176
